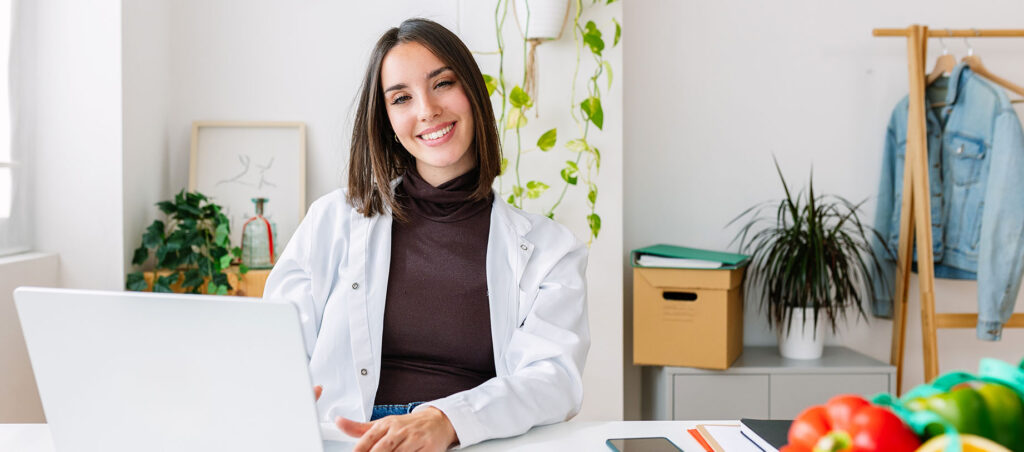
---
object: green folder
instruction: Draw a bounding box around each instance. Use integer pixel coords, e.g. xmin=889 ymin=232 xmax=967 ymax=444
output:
xmin=631 ymin=244 xmax=750 ymax=269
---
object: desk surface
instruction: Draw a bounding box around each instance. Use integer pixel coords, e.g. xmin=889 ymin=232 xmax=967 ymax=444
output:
xmin=1 ymin=420 xmax=731 ymax=451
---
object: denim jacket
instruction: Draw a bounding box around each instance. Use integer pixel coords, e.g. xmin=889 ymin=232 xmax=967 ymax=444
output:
xmin=871 ymin=63 xmax=1024 ymax=341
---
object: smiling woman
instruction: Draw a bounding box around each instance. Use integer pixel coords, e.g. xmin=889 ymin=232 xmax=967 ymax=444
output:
xmin=262 ymin=17 xmax=590 ymax=452
xmin=348 ymin=18 xmax=501 ymax=223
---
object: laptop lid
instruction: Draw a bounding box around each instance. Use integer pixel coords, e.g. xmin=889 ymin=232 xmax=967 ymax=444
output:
xmin=14 ymin=287 xmax=324 ymax=452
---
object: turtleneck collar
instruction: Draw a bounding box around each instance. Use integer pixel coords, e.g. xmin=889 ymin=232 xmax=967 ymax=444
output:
xmin=398 ymin=166 xmax=493 ymax=223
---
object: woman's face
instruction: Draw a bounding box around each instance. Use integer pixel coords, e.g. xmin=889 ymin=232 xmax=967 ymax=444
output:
xmin=381 ymin=41 xmax=475 ymax=186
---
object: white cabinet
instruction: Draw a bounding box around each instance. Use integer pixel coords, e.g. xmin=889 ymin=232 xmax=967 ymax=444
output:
xmin=643 ymin=346 xmax=896 ymax=420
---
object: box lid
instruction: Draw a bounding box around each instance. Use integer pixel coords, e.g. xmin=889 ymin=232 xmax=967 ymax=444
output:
xmin=631 ymin=244 xmax=750 ymax=269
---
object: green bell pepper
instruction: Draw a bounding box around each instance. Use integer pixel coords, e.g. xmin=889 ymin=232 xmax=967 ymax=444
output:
xmin=977 ymin=383 xmax=1024 ymax=452
xmin=907 ymin=383 xmax=1024 ymax=452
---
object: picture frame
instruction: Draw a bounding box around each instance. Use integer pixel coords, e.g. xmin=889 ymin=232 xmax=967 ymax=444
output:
xmin=188 ymin=121 xmax=307 ymax=254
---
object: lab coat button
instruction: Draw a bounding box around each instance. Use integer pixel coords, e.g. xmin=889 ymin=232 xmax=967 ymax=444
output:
xmin=956 ymin=145 xmax=964 ymax=154
xmin=352 ymin=282 xmax=359 ymax=290
xmin=360 ymin=368 xmax=368 ymax=376
xmin=520 ymin=244 xmax=528 ymax=251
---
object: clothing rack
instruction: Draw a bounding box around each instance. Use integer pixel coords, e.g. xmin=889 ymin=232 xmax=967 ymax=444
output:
xmin=873 ymin=25 xmax=1024 ymax=395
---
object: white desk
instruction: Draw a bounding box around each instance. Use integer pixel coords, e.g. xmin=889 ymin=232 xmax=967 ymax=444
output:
xmin=1 ymin=420 xmax=728 ymax=451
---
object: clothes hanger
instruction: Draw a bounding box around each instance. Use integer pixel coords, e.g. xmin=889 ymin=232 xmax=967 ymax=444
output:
xmin=961 ymin=29 xmax=1024 ymax=100
xmin=932 ymin=30 xmax=1024 ymax=107
xmin=925 ymin=30 xmax=957 ymax=85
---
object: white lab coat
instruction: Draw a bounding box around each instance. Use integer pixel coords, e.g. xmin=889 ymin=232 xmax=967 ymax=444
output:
xmin=262 ymin=187 xmax=590 ymax=448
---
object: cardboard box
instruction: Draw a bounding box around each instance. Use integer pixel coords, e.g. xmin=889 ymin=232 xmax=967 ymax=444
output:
xmin=633 ymin=265 xmax=745 ymax=370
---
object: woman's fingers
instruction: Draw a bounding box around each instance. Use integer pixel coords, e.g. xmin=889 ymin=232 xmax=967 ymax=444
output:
xmin=336 ymin=416 xmax=373 ymax=438
xmin=313 ymin=385 xmax=322 ymax=401
xmin=350 ymin=420 xmax=390 ymax=452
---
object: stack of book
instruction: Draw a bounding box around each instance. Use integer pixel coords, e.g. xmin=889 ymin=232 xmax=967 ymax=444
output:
xmin=687 ymin=419 xmax=791 ymax=452
xmin=631 ymin=244 xmax=749 ymax=270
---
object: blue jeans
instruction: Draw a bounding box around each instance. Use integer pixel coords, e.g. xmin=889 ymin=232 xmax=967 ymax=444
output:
xmin=371 ymin=402 xmax=425 ymax=421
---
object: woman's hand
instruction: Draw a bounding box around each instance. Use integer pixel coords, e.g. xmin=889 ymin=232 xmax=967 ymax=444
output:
xmin=336 ymin=406 xmax=458 ymax=452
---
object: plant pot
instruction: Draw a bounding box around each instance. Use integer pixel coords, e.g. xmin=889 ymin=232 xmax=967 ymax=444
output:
xmin=142 ymin=269 xmax=241 ymax=295
xmin=513 ymin=0 xmax=571 ymax=40
xmin=777 ymin=307 xmax=825 ymax=360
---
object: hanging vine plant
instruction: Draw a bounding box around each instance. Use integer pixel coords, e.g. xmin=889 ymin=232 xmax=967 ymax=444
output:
xmin=484 ymin=0 xmax=620 ymax=244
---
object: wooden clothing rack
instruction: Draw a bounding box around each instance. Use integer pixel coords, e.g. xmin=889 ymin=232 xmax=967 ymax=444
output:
xmin=873 ymin=25 xmax=1024 ymax=395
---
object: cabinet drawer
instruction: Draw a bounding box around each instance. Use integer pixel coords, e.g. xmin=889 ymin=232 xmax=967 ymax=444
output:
xmin=673 ymin=375 xmax=769 ymax=420
xmin=770 ymin=374 xmax=890 ymax=419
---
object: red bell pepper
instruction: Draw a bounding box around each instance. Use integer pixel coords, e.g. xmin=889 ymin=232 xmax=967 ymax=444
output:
xmin=782 ymin=394 xmax=920 ymax=452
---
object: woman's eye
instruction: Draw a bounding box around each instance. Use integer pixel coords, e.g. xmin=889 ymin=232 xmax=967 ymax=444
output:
xmin=435 ymin=80 xmax=454 ymax=89
xmin=391 ymin=95 xmax=411 ymax=105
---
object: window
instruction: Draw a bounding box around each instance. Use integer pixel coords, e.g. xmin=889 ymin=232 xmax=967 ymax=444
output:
xmin=0 ymin=1 xmax=28 ymax=257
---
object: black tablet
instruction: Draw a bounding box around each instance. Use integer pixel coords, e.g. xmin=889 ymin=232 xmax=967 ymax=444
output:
xmin=606 ymin=437 xmax=684 ymax=452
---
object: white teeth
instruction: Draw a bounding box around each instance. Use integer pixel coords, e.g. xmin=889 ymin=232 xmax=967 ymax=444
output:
xmin=421 ymin=123 xmax=453 ymax=140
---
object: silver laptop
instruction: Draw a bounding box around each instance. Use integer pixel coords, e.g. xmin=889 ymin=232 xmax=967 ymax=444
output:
xmin=14 ymin=287 xmax=331 ymax=452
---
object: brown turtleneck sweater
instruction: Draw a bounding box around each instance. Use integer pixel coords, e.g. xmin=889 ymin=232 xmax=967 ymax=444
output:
xmin=373 ymin=167 xmax=496 ymax=405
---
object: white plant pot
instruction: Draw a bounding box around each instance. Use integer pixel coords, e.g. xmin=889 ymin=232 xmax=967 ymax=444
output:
xmin=777 ymin=307 xmax=825 ymax=360
xmin=514 ymin=0 xmax=571 ymax=40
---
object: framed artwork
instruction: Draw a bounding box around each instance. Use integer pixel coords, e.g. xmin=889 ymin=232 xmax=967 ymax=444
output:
xmin=188 ymin=121 xmax=306 ymax=254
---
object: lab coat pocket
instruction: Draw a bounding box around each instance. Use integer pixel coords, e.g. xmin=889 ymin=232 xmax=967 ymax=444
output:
xmin=516 ymin=286 xmax=539 ymax=328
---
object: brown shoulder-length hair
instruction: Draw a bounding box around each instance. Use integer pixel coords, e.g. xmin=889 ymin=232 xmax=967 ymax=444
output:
xmin=347 ymin=18 xmax=502 ymax=220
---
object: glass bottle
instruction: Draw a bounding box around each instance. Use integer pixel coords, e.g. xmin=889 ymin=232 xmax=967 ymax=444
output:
xmin=241 ymin=197 xmax=278 ymax=269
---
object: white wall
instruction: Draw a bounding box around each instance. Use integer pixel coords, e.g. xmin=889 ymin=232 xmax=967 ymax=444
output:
xmin=24 ymin=0 xmax=124 ymax=290
xmin=123 ymin=0 xmax=171 ymax=274
xmin=126 ymin=0 xmax=624 ymax=421
xmin=623 ymin=0 xmax=1024 ymax=419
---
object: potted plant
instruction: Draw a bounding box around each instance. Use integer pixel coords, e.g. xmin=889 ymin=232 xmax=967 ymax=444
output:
xmin=730 ymin=160 xmax=888 ymax=359
xmin=126 ymin=190 xmax=245 ymax=295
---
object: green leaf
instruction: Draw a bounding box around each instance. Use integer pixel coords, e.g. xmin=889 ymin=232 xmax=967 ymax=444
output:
xmin=561 ymin=161 xmax=579 ymax=185
xmin=239 ymin=263 xmax=249 ymax=274
xmin=583 ymin=21 xmax=605 ymax=56
xmin=198 ymin=258 xmax=212 ymax=277
xmin=587 ymin=213 xmax=602 ymax=238
xmin=142 ymin=221 xmax=165 ymax=248
xmin=131 ymin=246 xmax=149 ymax=266
xmin=483 ymin=74 xmax=498 ymax=96
xmin=178 ymin=203 xmax=202 ymax=217
xmin=506 ymin=107 xmax=527 ymax=129
xmin=581 ymin=97 xmax=604 ymax=130
xmin=509 ymin=86 xmax=531 ymax=108
xmin=613 ymin=18 xmax=621 ymax=47
xmin=506 ymin=194 xmax=516 ymax=205
xmin=154 ymin=273 xmax=179 ymax=293
xmin=537 ymin=128 xmax=557 ymax=151
xmin=212 ymin=272 xmax=230 ymax=290
xmin=218 ymin=253 xmax=233 ymax=270
xmin=591 ymin=146 xmax=602 ymax=170
xmin=566 ymin=139 xmax=589 ymax=153
xmin=126 ymin=272 xmax=148 ymax=291
xmin=214 ymin=222 xmax=229 ymax=247
xmin=156 ymin=201 xmax=176 ymax=215
xmin=525 ymin=181 xmax=550 ymax=199
xmin=588 ymin=185 xmax=598 ymax=205
xmin=215 ymin=285 xmax=229 ymax=295
xmin=602 ymin=61 xmax=614 ymax=90
xmin=500 ymin=157 xmax=509 ymax=174
xmin=512 ymin=185 xmax=524 ymax=198
xmin=181 ymin=268 xmax=204 ymax=290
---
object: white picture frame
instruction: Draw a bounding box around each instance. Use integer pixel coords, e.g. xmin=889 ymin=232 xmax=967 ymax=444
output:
xmin=188 ymin=121 xmax=307 ymax=254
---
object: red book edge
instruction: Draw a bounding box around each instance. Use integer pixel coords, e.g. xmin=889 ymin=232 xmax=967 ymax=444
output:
xmin=687 ymin=428 xmax=714 ymax=452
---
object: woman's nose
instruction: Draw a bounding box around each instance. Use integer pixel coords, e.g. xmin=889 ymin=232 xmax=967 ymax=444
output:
xmin=418 ymin=97 xmax=442 ymax=121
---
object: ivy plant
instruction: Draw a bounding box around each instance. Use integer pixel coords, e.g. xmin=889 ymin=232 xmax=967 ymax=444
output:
xmin=486 ymin=0 xmax=619 ymax=244
xmin=126 ymin=190 xmax=245 ymax=295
